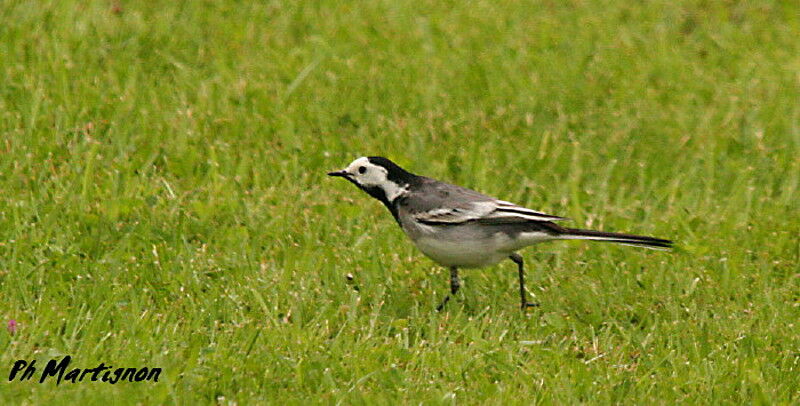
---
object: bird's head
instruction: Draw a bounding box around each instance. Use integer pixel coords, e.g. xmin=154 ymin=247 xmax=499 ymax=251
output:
xmin=328 ymin=156 xmax=416 ymax=204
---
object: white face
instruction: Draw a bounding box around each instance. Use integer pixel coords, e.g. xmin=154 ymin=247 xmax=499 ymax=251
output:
xmin=342 ymin=157 xmax=390 ymax=188
xmin=334 ymin=157 xmax=408 ymax=201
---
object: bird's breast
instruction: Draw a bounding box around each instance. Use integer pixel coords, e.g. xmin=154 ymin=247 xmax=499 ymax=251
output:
xmin=398 ymin=217 xmax=556 ymax=268
xmin=399 ymin=221 xmax=509 ymax=268
xmin=412 ymin=235 xmax=510 ymax=268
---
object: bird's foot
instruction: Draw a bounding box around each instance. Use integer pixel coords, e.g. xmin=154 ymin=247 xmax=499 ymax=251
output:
xmin=521 ymin=301 xmax=540 ymax=310
xmin=436 ymin=296 xmax=451 ymax=312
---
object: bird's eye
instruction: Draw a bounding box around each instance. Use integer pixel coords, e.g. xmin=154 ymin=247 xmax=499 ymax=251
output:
xmin=358 ymin=166 xmax=367 ymax=174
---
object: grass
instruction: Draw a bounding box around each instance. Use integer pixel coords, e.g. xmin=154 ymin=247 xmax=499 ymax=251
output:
xmin=0 ymin=0 xmax=798 ymax=403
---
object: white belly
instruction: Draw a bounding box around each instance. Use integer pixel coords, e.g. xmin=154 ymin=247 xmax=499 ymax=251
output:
xmin=414 ymin=236 xmax=511 ymax=268
xmin=411 ymin=228 xmax=553 ymax=268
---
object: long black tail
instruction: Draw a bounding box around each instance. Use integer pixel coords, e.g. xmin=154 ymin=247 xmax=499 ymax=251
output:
xmin=558 ymin=228 xmax=673 ymax=250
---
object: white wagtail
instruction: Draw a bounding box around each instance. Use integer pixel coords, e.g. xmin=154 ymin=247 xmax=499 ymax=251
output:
xmin=328 ymin=156 xmax=672 ymax=310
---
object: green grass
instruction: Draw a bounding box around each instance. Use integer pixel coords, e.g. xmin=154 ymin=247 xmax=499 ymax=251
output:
xmin=1 ymin=0 xmax=799 ymax=403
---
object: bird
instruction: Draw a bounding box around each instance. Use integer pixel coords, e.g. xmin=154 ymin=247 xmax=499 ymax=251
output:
xmin=328 ymin=156 xmax=672 ymax=310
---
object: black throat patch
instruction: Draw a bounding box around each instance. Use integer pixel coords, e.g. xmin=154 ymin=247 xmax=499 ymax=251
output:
xmin=355 ymin=157 xmax=418 ymax=223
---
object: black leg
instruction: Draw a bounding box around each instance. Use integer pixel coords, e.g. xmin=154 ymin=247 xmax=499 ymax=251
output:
xmin=436 ymin=267 xmax=460 ymax=311
xmin=510 ymin=253 xmax=539 ymax=309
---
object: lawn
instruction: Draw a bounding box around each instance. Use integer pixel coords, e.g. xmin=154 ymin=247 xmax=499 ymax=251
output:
xmin=1 ymin=0 xmax=798 ymax=403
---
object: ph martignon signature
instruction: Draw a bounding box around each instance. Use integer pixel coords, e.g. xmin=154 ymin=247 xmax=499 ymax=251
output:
xmin=8 ymin=356 xmax=161 ymax=385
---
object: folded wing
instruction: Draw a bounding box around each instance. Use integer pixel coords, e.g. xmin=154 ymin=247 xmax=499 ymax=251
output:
xmin=413 ymin=199 xmax=568 ymax=225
